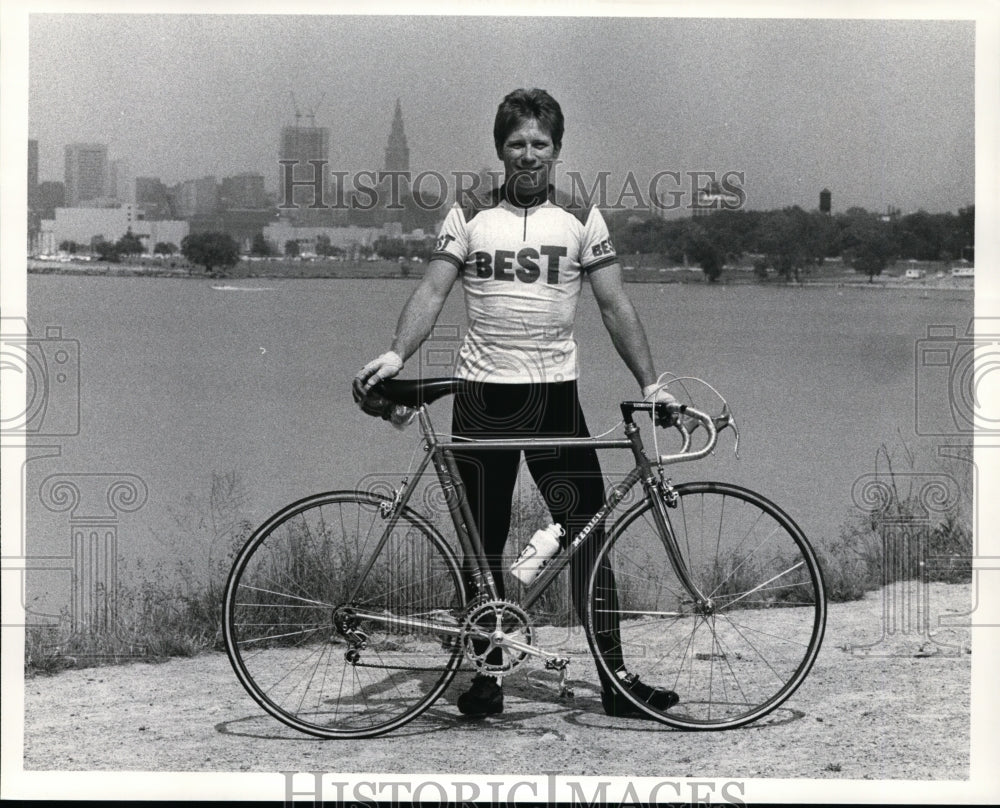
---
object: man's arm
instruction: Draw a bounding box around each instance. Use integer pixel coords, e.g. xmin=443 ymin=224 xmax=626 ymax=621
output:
xmin=589 ymin=263 xmax=669 ymax=398
xmin=356 ymin=258 xmax=459 ymax=390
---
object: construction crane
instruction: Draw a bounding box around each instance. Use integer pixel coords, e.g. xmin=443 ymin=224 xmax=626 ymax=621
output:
xmin=305 ymin=91 xmax=326 ymax=128
xmin=288 ymin=91 xmax=302 ymax=127
xmin=289 ymin=90 xmax=326 ymax=128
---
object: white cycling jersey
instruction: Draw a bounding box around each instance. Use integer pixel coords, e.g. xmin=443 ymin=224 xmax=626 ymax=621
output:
xmin=430 ymin=185 xmax=619 ymax=384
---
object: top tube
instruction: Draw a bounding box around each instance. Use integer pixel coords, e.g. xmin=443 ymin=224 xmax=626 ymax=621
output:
xmin=365 ymin=376 xmax=727 ymax=466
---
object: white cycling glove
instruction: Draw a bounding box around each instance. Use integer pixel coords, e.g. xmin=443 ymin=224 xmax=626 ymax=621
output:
xmin=357 ymin=350 xmax=404 ymax=391
xmin=642 ymin=382 xmax=679 ymax=406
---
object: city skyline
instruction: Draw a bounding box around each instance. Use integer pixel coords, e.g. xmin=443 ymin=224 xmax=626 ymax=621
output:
xmin=27 ymin=15 xmax=975 ymax=216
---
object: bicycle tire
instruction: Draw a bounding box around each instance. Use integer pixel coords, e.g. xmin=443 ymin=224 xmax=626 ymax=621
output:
xmin=586 ymin=481 xmax=826 ymax=729
xmin=223 ymin=490 xmax=467 ymax=739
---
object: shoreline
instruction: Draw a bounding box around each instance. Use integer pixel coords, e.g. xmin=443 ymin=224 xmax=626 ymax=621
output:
xmin=25 ymin=260 xmax=975 ymax=292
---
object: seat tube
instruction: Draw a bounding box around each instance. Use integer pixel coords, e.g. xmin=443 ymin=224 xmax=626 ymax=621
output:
xmin=420 ymin=410 xmax=499 ymax=601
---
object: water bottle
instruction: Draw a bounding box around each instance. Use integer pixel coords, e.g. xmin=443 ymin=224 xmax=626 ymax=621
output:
xmin=510 ymin=524 xmax=565 ymax=584
xmin=389 ymin=404 xmax=416 ymax=431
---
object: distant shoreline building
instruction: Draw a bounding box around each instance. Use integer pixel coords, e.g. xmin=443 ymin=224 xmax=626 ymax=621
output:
xmin=220 ymin=173 xmax=267 ymax=210
xmin=64 ymin=143 xmax=109 ymax=206
xmin=279 ymin=120 xmax=330 ymax=223
xmin=384 ymin=99 xmax=410 ymax=174
xmin=35 ymin=205 xmax=187 ymax=255
xmin=691 ymin=180 xmax=740 ymax=217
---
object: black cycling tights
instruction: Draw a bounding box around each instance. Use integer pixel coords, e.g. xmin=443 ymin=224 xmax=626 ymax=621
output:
xmin=451 ymin=380 xmax=624 ymax=681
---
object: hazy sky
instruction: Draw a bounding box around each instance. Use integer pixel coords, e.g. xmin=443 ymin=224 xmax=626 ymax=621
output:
xmin=28 ymin=14 xmax=974 ymax=214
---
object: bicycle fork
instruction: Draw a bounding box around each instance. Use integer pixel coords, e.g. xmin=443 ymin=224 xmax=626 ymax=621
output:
xmin=625 ymin=419 xmax=713 ymax=612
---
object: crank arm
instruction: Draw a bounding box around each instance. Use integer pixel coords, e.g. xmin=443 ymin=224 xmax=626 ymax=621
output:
xmin=463 ymin=627 xmax=566 ymax=665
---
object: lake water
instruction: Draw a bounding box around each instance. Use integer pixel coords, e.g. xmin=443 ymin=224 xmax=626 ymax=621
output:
xmin=23 ymin=275 xmax=973 ymax=616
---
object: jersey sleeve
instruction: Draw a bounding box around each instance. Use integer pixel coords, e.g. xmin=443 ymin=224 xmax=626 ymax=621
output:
xmin=429 ymin=204 xmax=469 ymax=270
xmin=579 ymin=206 xmax=619 ymax=272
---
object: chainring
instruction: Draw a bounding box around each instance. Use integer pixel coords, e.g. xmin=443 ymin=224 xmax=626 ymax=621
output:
xmin=460 ymin=599 xmax=534 ymax=677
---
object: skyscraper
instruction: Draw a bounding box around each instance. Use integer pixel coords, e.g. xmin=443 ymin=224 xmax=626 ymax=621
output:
xmin=279 ymin=123 xmax=329 ymax=210
xmin=384 ymin=99 xmax=410 ymax=173
xmin=135 ymin=177 xmax=173 ymax=220
xmin=220 ymin=173 xmax=267 ymax=209
xmin=111 ymin=158 xmax=133 ymax=204
xmin=64 ymin=143 xmax=109 ymax=206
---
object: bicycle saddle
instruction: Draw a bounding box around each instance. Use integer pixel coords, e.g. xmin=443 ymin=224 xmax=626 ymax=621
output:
xmin=374 ymin=377 xmax=474 ymax=408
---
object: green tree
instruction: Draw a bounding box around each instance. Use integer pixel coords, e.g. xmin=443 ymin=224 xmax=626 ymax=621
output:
xmin=680 ymin=220 xmax=725 ymax=282
xmin=153 ymin=241 xmax=177 ymax=256
xmin=58 ymin=240 xmax=78 ymax=254
xmin=115 ymin=227 xmax=144 ymax=257
xmin=839 ymin=211 xmax=896 ymax=282
xmin=93 ymin=238 xmax=120 ymax=263
xmin=755 ymin=208 xmax=810 ymax=281
xmin=373 ymin=237 xmax=408 ymax=261
xmin=181 ymin=232 xmax=240 ymax=276
xmin=284 ymin=239 xmax=300 ymax=258
xmin=250 ymin=232 xmax=272 ymax=257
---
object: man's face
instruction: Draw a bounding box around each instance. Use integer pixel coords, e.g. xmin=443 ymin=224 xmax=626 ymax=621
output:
xmin=500 ymin=117 xmax=561 ymax=199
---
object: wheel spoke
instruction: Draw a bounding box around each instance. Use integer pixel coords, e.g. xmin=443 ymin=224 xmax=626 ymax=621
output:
xmin=588 ymin=482 xmax=826 ymax=729
xmin=224 ymin=493 xmax=466 ymax=738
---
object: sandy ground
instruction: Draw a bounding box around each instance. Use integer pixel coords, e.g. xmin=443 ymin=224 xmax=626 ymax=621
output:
xmin=21 ymin=581 xmax=971 ymax=780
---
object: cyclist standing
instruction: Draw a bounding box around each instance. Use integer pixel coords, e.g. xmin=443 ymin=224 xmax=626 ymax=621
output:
xmin=356 ymin=88 xmax=678 ymax=719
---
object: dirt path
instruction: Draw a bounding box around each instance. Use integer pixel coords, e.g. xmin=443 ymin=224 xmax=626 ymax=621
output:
xmin=20 ymin=582 xmax=971 ymax=781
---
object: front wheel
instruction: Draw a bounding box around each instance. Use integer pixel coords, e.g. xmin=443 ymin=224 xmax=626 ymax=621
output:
xmin=223 ymin=491 xmax=466 ymax=738
xmin=586 ymin=482 xmax=826 ymax=729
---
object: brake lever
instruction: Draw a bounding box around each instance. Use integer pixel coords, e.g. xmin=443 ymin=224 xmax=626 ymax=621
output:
xmin=716 ymin=404 xmax=740 ymax=458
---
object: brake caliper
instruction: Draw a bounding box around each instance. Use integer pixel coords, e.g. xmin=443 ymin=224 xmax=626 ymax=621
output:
xmin=657 ymin=470 xmax=679 ymax=508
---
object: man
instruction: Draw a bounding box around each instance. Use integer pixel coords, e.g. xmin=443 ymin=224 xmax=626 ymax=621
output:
xmin=356 ymin=88 xmax=678 ymax=719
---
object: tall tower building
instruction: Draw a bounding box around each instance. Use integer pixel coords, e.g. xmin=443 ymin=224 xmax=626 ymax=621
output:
xmin=64 ymin=143 xmax=109 ymax=206
xmin=279 ymin=122 xmax=329 ymax=208
xmin=384 ymin=99 xmax=410 ymax=173
xmin=819 ymin=188 xmax=832 ymax=215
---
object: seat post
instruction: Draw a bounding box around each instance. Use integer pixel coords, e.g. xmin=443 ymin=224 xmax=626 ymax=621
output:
xmin=416 ymin=405 xmax=436 ymax=444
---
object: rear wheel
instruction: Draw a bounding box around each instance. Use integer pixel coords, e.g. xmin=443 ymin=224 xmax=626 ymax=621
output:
xmin=223 ymin=491 xmax=466 ymax=738
xmin=587 ymin=482 xmax=826 ymax=729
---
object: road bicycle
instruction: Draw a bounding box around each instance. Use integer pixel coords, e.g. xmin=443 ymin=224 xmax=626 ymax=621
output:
xmin=223 ymin=378 xmax=827 ymax=738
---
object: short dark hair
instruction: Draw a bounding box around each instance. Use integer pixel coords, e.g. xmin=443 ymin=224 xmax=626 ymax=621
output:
xmin=493 ymin=88 xmax=564 ymax=157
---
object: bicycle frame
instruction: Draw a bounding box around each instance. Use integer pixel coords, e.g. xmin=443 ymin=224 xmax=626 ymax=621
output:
xmin=345 ymin=399 xmax=718 ymax=625
xmin=224 ymin=387 xmax=827 ymax=736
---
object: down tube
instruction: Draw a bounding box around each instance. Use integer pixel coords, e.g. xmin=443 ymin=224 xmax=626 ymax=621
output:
xmin=520 ymin=468 xmax=643 ymax=610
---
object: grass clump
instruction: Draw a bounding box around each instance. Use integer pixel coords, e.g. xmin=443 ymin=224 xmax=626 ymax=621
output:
xmin=25 ymin=472 xmax=252 ymax=676
xmin=817 ymin=442 xmax=972 ymax=603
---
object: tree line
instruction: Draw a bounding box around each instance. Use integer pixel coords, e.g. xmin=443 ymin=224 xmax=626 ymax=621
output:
xmin=62 ymin=203 xmax=973 ymax=281
xmin=606 ymin=204 xmax=974 ymax=282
